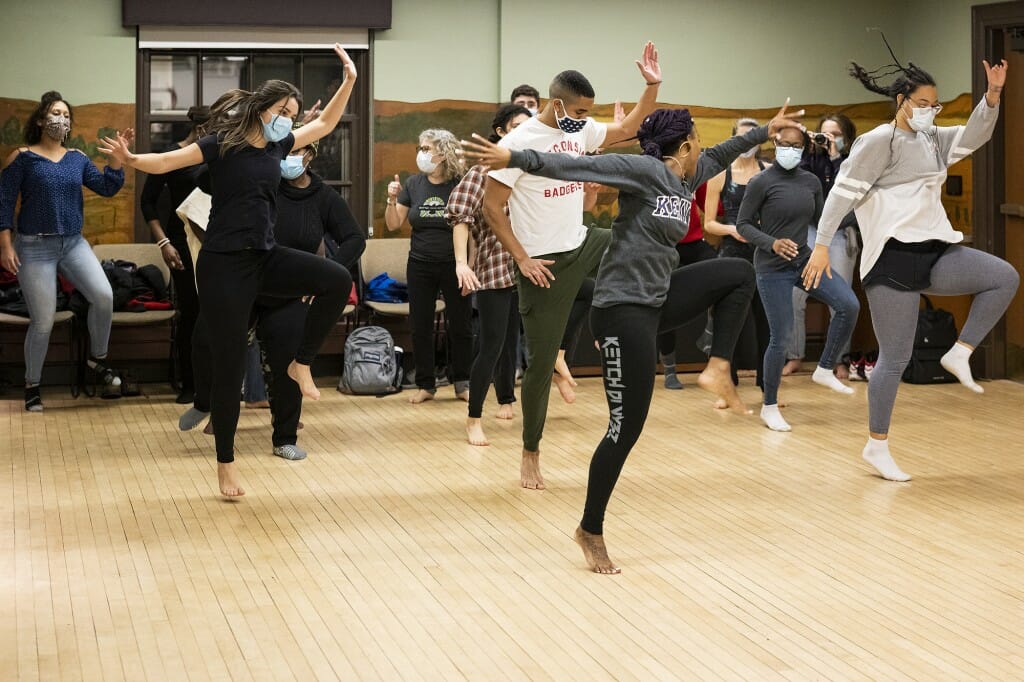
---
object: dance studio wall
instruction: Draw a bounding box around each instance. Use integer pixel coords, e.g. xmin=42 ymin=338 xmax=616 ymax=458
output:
xmin=0 ymin=0 xmax=137 ymax=243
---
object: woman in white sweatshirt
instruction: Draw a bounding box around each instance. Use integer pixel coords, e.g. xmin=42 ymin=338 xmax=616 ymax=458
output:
xmin=803 ymin=57 xmax=1018 ymax=482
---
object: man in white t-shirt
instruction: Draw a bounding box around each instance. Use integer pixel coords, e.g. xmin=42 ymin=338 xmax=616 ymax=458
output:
xmin=483 ymin=41 xmax=662 ymax=490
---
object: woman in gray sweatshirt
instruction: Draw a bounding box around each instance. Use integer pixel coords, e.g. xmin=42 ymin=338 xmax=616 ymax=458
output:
xmin=463 ymin=103 xmax=802 ymax=574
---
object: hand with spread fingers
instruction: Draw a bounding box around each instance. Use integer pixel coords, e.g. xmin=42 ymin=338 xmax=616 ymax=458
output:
xmin=767 ymin=98 xmax=806 ymax=137
xmin=461 ymin=134 xmax=512 ymax=170
xmin=801 ymin=244 xmax=833 ymax=290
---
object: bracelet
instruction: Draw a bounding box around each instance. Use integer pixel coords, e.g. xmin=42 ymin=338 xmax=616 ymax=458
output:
xmin=386 ymin=199 xmax=396 ymax=206
xmin=645 ymin=81 xmax=661 ymax=86
xmin=156 ymin=237 xmax=170 ymax=248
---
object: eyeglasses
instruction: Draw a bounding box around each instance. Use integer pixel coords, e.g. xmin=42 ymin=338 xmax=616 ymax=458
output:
xmin=906 ymin=97 xmax=942 ymax=113
xmin=775 ymin=141 xmax=804 ymax=149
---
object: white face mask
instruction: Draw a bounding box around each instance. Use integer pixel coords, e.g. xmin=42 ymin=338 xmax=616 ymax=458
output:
xmin=416 ymin=149 xmax=438 ymax=174
xmin=775 ymin=146 xmax=803 ymax=170
xmin=527 ymin=107 xmax=539 ymax=117
xmin=906 ymin=106 xmax=937 ymax=132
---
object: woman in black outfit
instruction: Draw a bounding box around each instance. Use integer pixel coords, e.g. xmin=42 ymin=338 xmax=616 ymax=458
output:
xmin=139 ymin=105 xmax=210 ymax=404
xmin=101 ymin=44 xmax=357 ymax=497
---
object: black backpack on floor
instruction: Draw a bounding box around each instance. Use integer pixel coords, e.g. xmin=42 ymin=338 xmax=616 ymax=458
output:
xmin=902 ymin=296 xmax=958 ymax=384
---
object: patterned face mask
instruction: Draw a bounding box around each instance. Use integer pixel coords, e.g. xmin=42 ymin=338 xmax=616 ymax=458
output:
xmin=553 ymin=99 xmax=587 ymax=134
xmin=43 ymin=115 xmax=70 ymax=142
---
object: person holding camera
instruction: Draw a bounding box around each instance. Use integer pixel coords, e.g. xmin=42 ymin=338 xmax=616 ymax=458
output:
xmin=783 ymin=115 xmax=860 ymax=378
xmin=737 ymin=127 xmax=860 ymax=433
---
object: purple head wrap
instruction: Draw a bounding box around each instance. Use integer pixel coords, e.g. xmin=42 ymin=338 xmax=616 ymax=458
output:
xmin=636 ymin=108 xmax=694 ymax=159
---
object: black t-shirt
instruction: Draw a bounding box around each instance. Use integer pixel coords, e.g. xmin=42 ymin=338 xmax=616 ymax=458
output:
xmin=139 ymin=143 xmax=202 ymax=243
xmin=398 ymin=173 xmax=459 ymax=261
xmin=196 ymin=132 xmax=294 ymax=252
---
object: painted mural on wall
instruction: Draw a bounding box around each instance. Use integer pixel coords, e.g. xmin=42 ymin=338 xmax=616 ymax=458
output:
xmin=0 ymin=97 xmax=136 ymax=244
xmin=372 ymin=93 xmax=975 ymax=237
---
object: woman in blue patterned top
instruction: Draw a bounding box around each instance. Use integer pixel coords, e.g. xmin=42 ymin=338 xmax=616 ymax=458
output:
xmin=0 ymin=91 xmax=127 ymax=411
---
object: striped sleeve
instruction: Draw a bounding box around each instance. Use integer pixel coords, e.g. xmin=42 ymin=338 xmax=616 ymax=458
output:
xmin=936 ymin=96 xmax=999 ymax=167
xmin=815 ymin=132 xmax=890 ymax=246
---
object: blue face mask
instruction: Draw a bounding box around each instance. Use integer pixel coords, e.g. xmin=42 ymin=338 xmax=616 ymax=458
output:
xmin=554 ymin=99 xmax=587 ymax=134
xmin=262 ymin=113 xmax=293 ymax=142
xmin=280 ymin=154 xmax=306 ymax=180
xmin=775 ymin=146 xmax=803 ymax=170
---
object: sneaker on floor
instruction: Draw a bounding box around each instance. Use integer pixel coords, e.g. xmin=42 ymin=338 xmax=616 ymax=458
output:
xmin=24 ymin=386 xmax=43 ymax=412
xmin=273 ymin=444 xmax=307 ymax=461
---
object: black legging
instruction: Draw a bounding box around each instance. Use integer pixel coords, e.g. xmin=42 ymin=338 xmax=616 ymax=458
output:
xmin=657 ymin=240 xmax=718 ymax=357
xmin=407 ymin=256 xmax=472 ymax=391
xmin=195 ymin=246 xmax=351 ymax=462
xmin=468 ymin=287 xmax=518 ymax=418
xmin=582 ymin=257 xmax=755 ymax=535
xmin=254 ymin=298 xmax=308 ymax=447
xmin=719 ymin=240 xmax=769 ymax=389
xmin=170 ymin=237 xmax=199 ymax=393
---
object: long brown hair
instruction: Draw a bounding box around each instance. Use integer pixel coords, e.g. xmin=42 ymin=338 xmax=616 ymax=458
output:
xmin=206 ymin=80 xmax=301 ymax=157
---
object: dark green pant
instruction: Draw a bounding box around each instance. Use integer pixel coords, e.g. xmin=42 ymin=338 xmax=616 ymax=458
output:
xmin=518 ymin=228 xmax=611 ymax=451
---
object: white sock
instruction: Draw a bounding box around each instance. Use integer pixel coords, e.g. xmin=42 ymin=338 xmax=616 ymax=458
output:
xmin=861 ymin=437 xmax=911 ymax=482
xmin=940 ymin=343 xmax=984 ymax=394
xmin=812 ymin=366 xmax=854 ymax=395
xmin=760 ymin=404 xmax=791 ymax=432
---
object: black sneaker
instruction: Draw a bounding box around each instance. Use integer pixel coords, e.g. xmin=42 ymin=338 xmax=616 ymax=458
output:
xmin=24 ymin=385 xmax=43 ymax=412
xmin=89 ymin=358 xmax=123 ymax=400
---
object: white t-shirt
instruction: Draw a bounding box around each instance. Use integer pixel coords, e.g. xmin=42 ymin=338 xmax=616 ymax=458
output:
xmin=489 ymin=116 xmax=608 ymax=256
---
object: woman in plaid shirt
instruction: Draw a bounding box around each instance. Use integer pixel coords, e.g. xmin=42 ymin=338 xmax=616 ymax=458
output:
xmin=447 ymin=104 xmax=532 ymax=446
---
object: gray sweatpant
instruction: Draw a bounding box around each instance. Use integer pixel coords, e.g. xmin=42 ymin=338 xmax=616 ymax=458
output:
xmin=865 ymin=245 xmax=1019 ymax=434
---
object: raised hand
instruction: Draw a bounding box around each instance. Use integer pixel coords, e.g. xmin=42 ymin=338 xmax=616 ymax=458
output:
xmin=460 ymin=134 xmax=511 ymax=169
xmin=301 ymin=99 xmax=322 ymax=124
xmin=98 ymin=131 xmax=136 ymax=167
xmin=767 ymin=98 xmax=806 ymax=137
xmin=635 ymin=41 xmax=661 ymax=85
xmin=335 ymin=44 xmax=357 ymax=81
xmin=387 ymin=174 xmax=402 ymax=199
xmin=613 ymin=100 xmax=625 ymax=124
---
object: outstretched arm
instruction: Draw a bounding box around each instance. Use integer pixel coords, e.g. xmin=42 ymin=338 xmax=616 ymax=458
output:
xmin=293 ymin=45 xmax=357 ymax=150
xmin=98 ymin=131 xmax=204 ymax=176
xmin=603 ymin=42 xmax=661 ymax=146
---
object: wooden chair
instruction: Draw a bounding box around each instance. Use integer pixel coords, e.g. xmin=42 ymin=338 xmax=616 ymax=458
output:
xmin=91 ymin=243 xmax=178 ymax=393
xmin=0 ymin=310 xmax=79 ymax=396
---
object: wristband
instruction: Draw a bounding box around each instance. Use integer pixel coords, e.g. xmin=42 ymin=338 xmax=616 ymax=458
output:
xmin=156 ymin=237 xmax=171 ymax=248
xmin=386 ymin=198 xmax=396 ymax=206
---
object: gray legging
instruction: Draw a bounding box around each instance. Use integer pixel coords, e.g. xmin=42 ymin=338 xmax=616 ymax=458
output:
xmin=866 ymin=245 xmax=1019 ymax=434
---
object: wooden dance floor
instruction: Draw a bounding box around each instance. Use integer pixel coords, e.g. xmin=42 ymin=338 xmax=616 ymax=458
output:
xmin=2 ymin=374 xmax=1023 ymax=680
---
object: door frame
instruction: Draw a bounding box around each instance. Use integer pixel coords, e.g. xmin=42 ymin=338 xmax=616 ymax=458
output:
xmin=971 ymin=1 xmax=1024 ymax=378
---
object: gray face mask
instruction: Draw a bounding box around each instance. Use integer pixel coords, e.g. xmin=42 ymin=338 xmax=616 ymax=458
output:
xmin=43 ymin=115 xmax=71 ymax=142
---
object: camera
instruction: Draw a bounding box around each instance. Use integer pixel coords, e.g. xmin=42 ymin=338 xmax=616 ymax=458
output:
xmin=811 ymin=133 xmax=830 ymax=147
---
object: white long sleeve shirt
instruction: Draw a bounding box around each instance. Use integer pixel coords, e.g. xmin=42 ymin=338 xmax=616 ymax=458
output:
xmin=816 ymin=97 xmax=999 ymax=278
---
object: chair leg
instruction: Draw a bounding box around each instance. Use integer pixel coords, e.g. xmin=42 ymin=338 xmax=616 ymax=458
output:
xmin=69 ymin=321 xmax=80 ymax=398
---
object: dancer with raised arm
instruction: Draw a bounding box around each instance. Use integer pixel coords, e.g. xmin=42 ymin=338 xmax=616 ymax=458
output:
xmin=804 ymin=55 xmax=1016 ymax=482
xmin=465 ymin=100 xmax=803 ymax=573
xmin=99 ymin=45 xmax=358 ymax=497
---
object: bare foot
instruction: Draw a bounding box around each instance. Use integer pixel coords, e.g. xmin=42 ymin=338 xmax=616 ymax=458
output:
xmin=574 ymin=526 xmax=620 ymax=574
xmin=244 ymin=400 xmax=270 ymax=409
xmin=835 ymin=364 xmax=850 ymax=381
xmin=496 ymin=404 xmax=514 ymax=420
xmin=554 ymin=351 xmax=578 ymax=387
xmin=408 ymin=389 xmax=435 ymax=404
xmin=698 ymin=359 xmax=751 ymax=414
xmin=713 ymin=398 xmax=728 ymax=410
xmin=287 ymin=361 xmax=321 ymax=400
xmin=521 ymin=449 xmax=546 ymax=490
xmin=456 ymin=389 xmax=469 ymax=402
xmin=218 ymin=462 xmax=245 ymax=497
xmin=552 ymin=373 xmax=577 ymax=404
xmin=203 ymin=420 xmax=214 ymax=435
xmin=782 ymin=358 xmax=803 ymax=376
xmin=466 ymin=418 xmax=489 ymax=446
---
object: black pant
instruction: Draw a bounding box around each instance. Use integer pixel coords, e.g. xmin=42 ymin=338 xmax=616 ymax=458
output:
xmin=254 ymin=299 xmax=308 ymax=447
xmin=196 ymin=246 xmax=351 ymax=462
xmin=657 ymin=240 xmax=718 ymax=357
xmin=170 ymin=238 xmax=199 ymax=393
xmin=468 ymin=287 xmax=519 ymax=418
xmin=407 ymin=256 xmax=472 ymax=391
xmin=582 ymin=257 xmax=754 ymax=535
xmin=733 ymin=289 xmax=769 ymax=389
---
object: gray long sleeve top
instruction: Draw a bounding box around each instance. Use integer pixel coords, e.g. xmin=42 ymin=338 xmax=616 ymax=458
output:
xmin=736 ymin=164 xmax=824 ymax=272
xmin=506 ymin=125 xmax=768 ymax=308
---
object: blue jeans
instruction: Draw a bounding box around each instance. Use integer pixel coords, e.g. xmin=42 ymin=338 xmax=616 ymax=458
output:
xmin=757 ymin=264 xmax=859 ymax=406
xmin=787 ymin=226 xmax=859 ymax=359
xmin=15 ymin=233 xmax=113 ymax=385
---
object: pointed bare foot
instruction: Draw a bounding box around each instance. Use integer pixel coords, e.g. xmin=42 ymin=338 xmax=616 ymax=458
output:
xmin=521 ymin=449 xmax=546 ymax=490
xmin=552 ymin=373 xmax=577 ymax=404
xmin=456 ymin=389 xmax=469 ymax=402
xmin=218 ymin=462 xmax=245 ymax=497
xmin=408 ymin=389 xmax=435 ymax=404
xmin=698 ymin=359 xmax=751 ymax=414
xmin=782 ymin=358 xmax=803 ymax=376
xmin=574 ymin=526 xmax=620 ymax=574
xmin=496 ymin=403 xmax=514 ymax=420
xmin=466 ymin=418 xmax=490 ymax=446
xmin=287 ymin=361 xmax=321 ymax=400
xmin=554 ymin=352 xmax=578 ymax=387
